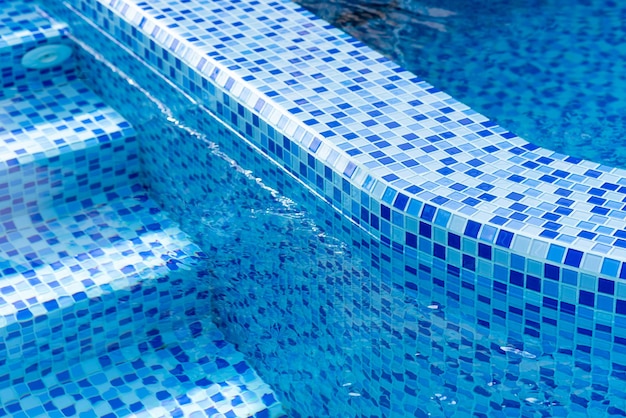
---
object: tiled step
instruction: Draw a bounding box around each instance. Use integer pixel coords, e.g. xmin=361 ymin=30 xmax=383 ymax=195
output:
xmin=0 ymin=187 xmax=285 ymax=417
xmin=0 ymin=79 xmax=139 ymax=222
xmin=0 ymin=317 xmax=283 ymax=417
xmin=0 ymin=1 xmax=75 ymax=92
xmin=0 ymin=263 xmax=208 ymax=385
xmin=0 ymin=187 xmax=202 ymax=342
xmin=0 ymin=187 xmax=210 ymax=383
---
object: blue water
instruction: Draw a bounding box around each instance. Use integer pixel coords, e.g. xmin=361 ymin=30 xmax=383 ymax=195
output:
xmin=294 ymin=0 xmax=626 ymax=169
xmin=75 ymin=27 xmax=626 ymax=418
xmin=146 ymin=103 xmax=626 ymax=417
xmin=55 ymin=2 xmax=626 ymax=417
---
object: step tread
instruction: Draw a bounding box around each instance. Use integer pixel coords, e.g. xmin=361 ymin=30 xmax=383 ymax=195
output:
xmin=0 ymin=79 xmax=134 ymax=163
xmin=0 ymin=188 xmax=203 ymax=325
xmin=1 ymin=318 xmax=283 ymax=417
xmin=0 ymin=2 xmax=67 ymax=49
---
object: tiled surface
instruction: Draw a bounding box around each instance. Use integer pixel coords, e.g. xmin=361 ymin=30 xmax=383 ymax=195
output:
xmin=1 ymin=317 xmax=282 ymax=418
xmin=68 ymin=41 xmax=626 ymax=416
xmin=0 ymin=1 xmax=75 ymax=91
xmin=47 ymin=0 xmax=626 ymax=323
xmin=0 ymin=78 xmax=139 ymax=221
xmin=0 ymin=3 xmax=285 ymax=415
xmin=57 ymin=0 xmax=626 ymax=278
xmin=0 ymin=188 xmax=198 ymax=325
xmin=293 ymin=0 xmax=626 ymax=172
xmin=41 ymin=1 xmax=626 ymax=416
xmin=0 ymin=180 xmax=284 ymax=416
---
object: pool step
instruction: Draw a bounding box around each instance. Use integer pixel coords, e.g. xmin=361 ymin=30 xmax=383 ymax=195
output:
xmin=0 ymin=1 xmax=75 ymax=93
xmin=0 ymin=2 xmax=285 ymax=415
xmin=0 ymin=188 xmax=283 ymax=417
xmin=0 ymin=78 xmax=139 ymax=223
xmin=0 ymin=188 xmax=202 ymax=338
xmin=0 ymin=317 xmax=282 ymax=417
xmin=0 ymin=263 xmax=209 ymax=386
xmin=0 ymin=188 xmax=210 ymax=384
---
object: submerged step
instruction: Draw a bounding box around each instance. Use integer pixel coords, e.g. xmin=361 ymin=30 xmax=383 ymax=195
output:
xmin=0 ymin=317 xmax=283 ymax=417
xmin=0 ymin=79 xmax=139 ymax=222
xmin=0 ymin=1 xmax=74 ymax=92
xmin=0 ymin=265 xmax=209 ymax=385
xmin=0 ymin=187 xmax=206 ymax=366
xmin=0 ymin=188 xmax=284 ymax=416
xmin=0 ymin=188 xmax=201 ymax=333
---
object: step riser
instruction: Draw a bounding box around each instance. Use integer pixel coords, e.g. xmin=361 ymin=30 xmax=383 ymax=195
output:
xmin=1 ymin=4 xmax=76 ymax=92
xmin=0 ymin=268 xmax=209 ymax=388
xmin=0 ymin=135 xmax=140 ymax=222
xmin=1 ymin=35 xmax=76 ymax=93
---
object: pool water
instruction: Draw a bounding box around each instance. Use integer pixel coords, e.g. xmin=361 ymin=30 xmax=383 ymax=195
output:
xmin=294 ymin=0 xmax=626 ymax=169
xmin=22 ymin=0 xmax=626 ymax=416
xmin=76 ymin=24 xmax=626 ymax=417
xmin=145 ymin=90 xmax=626 ymax=417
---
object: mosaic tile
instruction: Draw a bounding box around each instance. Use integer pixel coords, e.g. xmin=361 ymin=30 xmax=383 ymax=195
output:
xmin=40 ymin=0 xmax=626 ymax=349
xmin=0 ymin=175 xmax=284 ymax=416
xmin=0 ymin=187 xmax=203 ymax=340
xmin=0 ymin=78 xmax=139 ymax=222
xmin=0 ymin=156 xmax=283 ymax=416
xmin=53 ymin=0 xmax=626 ymax=282
xmin=1 ymin=317 xmax=282 ymax=418
xmin=0 ymin=1 xmax=75 ymax=92
xmin=293 ymin=0 xmax=626 ymax=172
xmin=60 ymin=35 xmax=626 ymax=415
xmin=43 ymin=1 xmax=626 ymax=415
xmin=73 ymin=44 xmax=626 ymax=415
xmin=0 ymin=3 xmax=286 ymax=414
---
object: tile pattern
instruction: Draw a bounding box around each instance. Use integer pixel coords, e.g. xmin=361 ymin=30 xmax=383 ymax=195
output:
xmin=48 ymin=3 xmax=626 ymax=416
xmin=65 ymin=0 xmax=626 ymax=271
xmin=54 ymin=0 xmax=626 ymax=321
xmin=0 ymin=183 xmax=283 ymax=416
xmin=0 ymin=188 xmax=200 ymax=331
xmin=1 ymin=317 xmax=281 ymax=418
xmin=71 ymin=44 xmax=626 ymax=416
xmin=0 ymin=2 xmax=285 ymax=414
xmin=0 ymin=78 xmax=139 ymax=222
xmin=293 ymin=0 xmax=626 ymax=172
xmin=0 ymin=1 xmax=75 ymax=92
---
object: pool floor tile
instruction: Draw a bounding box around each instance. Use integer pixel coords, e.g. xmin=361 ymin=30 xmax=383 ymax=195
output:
xmin=0 ymin=318 xmax=283 ymax=418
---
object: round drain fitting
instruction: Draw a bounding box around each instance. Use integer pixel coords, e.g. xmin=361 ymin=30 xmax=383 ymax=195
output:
xmin=21 ymin=44 xmax=73 ymax=70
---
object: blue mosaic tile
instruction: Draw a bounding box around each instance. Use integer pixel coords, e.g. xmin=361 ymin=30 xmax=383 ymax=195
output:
xmin=1 ymin=317 xmax=282 ymax=417
xmin=0 ymin=166 xmax=284 ymax=416
xmin=54 ymin=0 xmax=626 ymax=284
xmin=0 ymin=1 xmax=75 ymax=92
xmin=0 ymin=188 xmax=201 ymax=330
xmin=43 ymin=2 xmax=626 ymax=415
xmin=0 ymin=78 xmax=139 ymax=222
xmin=0 ymin=3 xmax=286 ymax=413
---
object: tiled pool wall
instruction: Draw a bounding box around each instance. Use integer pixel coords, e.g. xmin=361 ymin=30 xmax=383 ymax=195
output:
xmin=65 ymin=39 xmax=626 ymax=415
xmin=40 ymin=1 xmax=626 ymax=416
xmin=45 ymin=0 xmax=626 ymax=333
xmin=1 ymin=1 xmax=75 ymax=92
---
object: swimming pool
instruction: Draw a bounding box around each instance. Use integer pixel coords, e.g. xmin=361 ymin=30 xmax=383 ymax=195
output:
xmin=294 ymin=0 xmax=626 ymax=170
xmin=4 ymin=0 xmax=626 ymax=416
